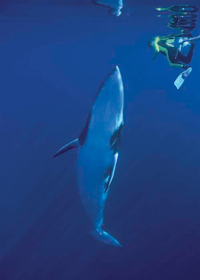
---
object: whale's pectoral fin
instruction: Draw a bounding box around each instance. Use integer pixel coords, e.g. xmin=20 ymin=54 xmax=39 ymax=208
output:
xmin=53 ymin=138 xmax=79 ymax=158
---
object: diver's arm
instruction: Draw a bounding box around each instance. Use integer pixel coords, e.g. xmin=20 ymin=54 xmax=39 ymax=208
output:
xmin=153 ymin=50 xmax=159 ymax=60
xmin=188 ymin=35 xmax=200 ymax=42
xmin=182 ymin=35 xmax=200 ymax=43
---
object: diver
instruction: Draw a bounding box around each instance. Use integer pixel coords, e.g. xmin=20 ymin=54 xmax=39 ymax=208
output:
xmin=148 ymin=33 xmax=200 ymax=89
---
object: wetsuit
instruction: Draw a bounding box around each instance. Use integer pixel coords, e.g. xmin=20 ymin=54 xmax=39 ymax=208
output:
xmin=151 ymin=34 xmax=195 ymax=69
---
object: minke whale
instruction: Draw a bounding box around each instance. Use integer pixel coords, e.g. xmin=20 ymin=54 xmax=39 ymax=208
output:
xmin=53 ymin=66 xmax=124 ymax=248
xmin=92 ymin=0 xmax=123 ymax=16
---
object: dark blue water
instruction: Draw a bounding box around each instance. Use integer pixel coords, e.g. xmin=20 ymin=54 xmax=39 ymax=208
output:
xmin=0 ymin=1 xmax=200 ymax=279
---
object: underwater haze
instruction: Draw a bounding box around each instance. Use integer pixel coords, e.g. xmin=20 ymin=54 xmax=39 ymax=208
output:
xmin=0 ymin=0 xmax=200 ymax=279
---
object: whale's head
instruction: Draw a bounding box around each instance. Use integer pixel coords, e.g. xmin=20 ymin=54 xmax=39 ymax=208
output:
xmin=90 ymin=66 xmax=124 ymax=136
xmin=78 ymin=66 xmax=124 ymax=148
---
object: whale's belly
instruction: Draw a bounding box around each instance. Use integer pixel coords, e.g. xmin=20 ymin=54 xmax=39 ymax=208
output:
xmin=77 ymin=142 xmax=114 ymax=228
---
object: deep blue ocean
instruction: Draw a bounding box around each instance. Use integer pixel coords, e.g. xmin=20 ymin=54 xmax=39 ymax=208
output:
xmin=0 ymin=0 xmax=200 ymax=279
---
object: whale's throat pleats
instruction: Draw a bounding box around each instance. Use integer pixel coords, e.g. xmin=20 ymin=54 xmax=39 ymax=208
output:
xmin=103 ymin=166 xmax=113 ymax=193
xmin=109 ymin=122 xmax=124 ymax=154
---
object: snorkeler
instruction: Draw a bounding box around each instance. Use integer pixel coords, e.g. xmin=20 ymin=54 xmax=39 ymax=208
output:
xmin=148 ymin=33 xmax=200 ymax=89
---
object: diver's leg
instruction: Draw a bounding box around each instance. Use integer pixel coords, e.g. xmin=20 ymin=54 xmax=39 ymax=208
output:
xmin=168 ymin=48 xmax=183 ymax=66
xmin=175 ymin=43 xmax=194 ymax=64
xmin=185 ymin=43 xmax=195 ymax=63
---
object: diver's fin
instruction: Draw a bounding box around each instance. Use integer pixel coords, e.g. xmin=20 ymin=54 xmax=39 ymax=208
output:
xmin=90 ymin=228 xmax=122 ymax=248
xmin=174 ymin=67 xmax=192 ymax=90
xmin=53 ymin=138 xmax=79 ymax=158
xmin=174 ymin=74 xmax=185 ymax=90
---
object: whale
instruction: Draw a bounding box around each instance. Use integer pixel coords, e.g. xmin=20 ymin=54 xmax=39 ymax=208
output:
xmin=92 ymin=0 xmax=123 ymax=16
xmin=53 ymin=66 xmax=124 ymax=247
